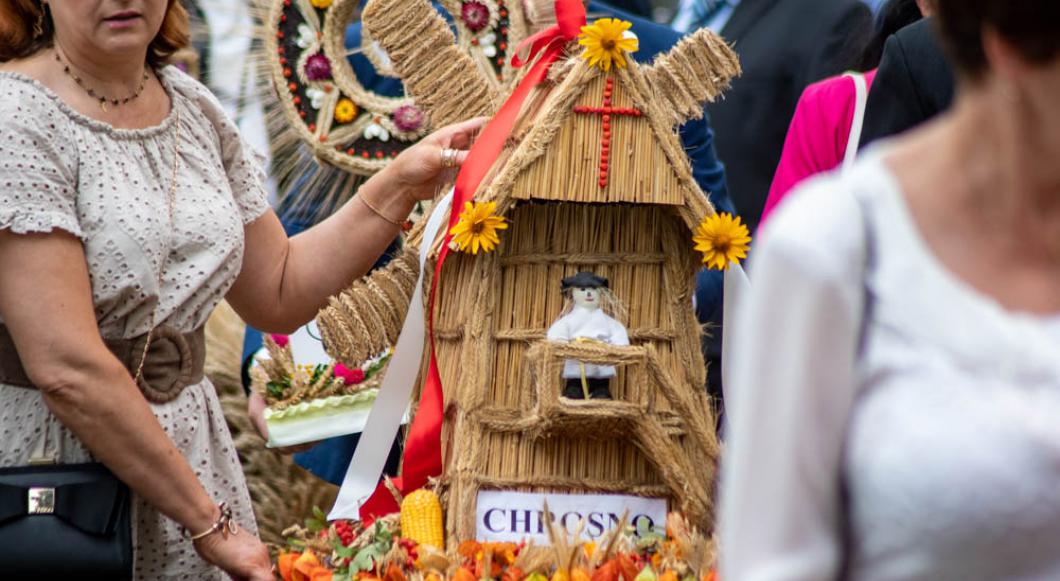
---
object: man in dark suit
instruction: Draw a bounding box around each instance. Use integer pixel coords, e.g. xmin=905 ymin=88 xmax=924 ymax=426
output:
xmin=678 ymin=0 xmax=871 ymax=409
xmin=859 ymin=18 xmax=955 ymax=147
xmin=693 ymin=0 xmax=872 ymax=234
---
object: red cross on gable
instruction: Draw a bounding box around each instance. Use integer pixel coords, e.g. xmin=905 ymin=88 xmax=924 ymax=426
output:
xmin=573 ymin=76 xmax=643 ymax=189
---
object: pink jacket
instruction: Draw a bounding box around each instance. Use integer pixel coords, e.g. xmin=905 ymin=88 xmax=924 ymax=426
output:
xmin=760 ymin=69 xmax=877 ymax=226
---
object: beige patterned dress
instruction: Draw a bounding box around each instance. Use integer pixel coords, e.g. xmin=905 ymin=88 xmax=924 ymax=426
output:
xmin=0 ymin=67 xmax=269 ymax=579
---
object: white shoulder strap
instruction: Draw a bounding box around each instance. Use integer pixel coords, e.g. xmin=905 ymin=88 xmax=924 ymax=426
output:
xmin=843 ymin=72 xmax=869 ymax=170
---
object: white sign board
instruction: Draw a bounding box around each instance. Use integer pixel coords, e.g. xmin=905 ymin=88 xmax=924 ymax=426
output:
xmin=476 ymin=491 xmax=666 ymax=543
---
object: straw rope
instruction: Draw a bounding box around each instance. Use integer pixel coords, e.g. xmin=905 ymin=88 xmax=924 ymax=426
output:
xmin=323 ymin=0 xmax=421 ymax=115
xmin=362 ymin=0 xmax=500 ymax=128
xmin=317 ymin=247 xmax=419 ymax=365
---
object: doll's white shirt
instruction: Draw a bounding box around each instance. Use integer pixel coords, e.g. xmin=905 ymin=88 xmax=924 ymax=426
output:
xmin=546 ymin=306 xmax=630 ymax=378
xmin=719 ymin=149 xmax=1060 ymax=580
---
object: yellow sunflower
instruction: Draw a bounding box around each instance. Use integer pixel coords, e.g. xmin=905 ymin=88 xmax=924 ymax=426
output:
xmin=334 ymin=98 xmax=358 ymax=123
xmin=449 ymin=201 xmax=509 ymax=254
xmin=693 ymin=212 xmax=751 ymax=271
xmin=578 ymin=18 xmax=639 ymax=71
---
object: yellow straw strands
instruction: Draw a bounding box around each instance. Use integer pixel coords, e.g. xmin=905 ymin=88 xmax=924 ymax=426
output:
xmin=313 ymin=0 xmax=742 ymax=543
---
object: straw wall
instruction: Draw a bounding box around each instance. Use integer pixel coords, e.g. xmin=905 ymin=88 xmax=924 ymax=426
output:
xmin=432 ymin=201 xmax=718 ymax=539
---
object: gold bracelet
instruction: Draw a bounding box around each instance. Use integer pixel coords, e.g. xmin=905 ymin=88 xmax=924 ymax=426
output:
xmin=183 ymin=502 xmax=238 ymax=541
xmin=359 ymin=193 xmax=407 ymax=228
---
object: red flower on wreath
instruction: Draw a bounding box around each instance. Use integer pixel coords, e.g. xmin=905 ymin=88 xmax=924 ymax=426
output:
xmin=305 ymin=53 xmax=332 ymax=81
xmin=461 ymin=1 xmax=491 ymax=33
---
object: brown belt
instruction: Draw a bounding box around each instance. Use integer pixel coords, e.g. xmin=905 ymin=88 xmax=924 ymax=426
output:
xmin=0 ymin=323 xmax=206 ymax=404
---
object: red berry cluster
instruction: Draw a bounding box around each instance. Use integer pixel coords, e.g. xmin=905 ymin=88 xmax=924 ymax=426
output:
xmin=572 ymin=77 xmax=643 ymax=189
xmin=335 ymin=520 xmax=355 ymax=547
xmin=398 ymin=538 xmax=419 ymax=569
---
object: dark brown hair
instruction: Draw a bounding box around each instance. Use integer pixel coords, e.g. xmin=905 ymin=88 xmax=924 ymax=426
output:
xmin=935 ymin=0 xmax=1060 ymax=79
xmin=0 ymin=0 xmax=189 ymax=67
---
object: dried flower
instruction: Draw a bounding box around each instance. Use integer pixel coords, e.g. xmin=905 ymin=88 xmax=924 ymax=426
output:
xmin=578 ymin=18 xmax=639 ymax=71
xmin=270 ymin=334 xmax=291 ymax=348
xmin=334 ymin=98 xmax=358 ymax=123
xmin=693 ymin=213 xmax=751 ymax=271
xmin=392 ymin=105 xmax=426 ymax=133
xmin=305 ymin=53 xmax=332 ymax=81
xmin=450 ymin=201 xmax=508 ymax=254
xmin=461 ymin=1 xmax=491 ymax=33
xmin=334 ymin=363 xmax=365 ymax=386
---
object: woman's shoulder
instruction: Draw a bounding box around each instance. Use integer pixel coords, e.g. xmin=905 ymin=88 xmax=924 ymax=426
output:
xmin=0 ymin=71 xmax=68 ymax=125
xmin=0 ymin=72 xmax=79 ymax=164
xmin=758 ymin=152 xmax=891 ymax=280
xmin=161 ymin=66 xmax=230 ymax=121
xmin=161 ymin=66 xmax=249 ymax=149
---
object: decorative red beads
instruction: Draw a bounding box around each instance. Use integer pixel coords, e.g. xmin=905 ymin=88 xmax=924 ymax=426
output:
xmin=573 ymin=76 xmax=642 ymax=189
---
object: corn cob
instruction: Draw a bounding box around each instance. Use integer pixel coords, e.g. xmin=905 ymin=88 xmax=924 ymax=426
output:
xmin=399 ymin=489 xmax=445 ymax=549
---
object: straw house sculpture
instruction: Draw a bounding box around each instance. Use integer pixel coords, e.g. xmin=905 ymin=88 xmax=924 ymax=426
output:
xmin=316 ymin=0 xmax=740 ymax=539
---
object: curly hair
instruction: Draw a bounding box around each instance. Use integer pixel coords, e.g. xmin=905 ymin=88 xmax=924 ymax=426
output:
xmin=0 ymin=0 xmax=189 ymax=67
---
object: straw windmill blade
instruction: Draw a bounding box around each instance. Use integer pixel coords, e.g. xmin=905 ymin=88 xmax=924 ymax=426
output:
xmin=362 ymin=0 xmax=500 ymax=127
xmin=316 ymin=221 xmax=430 ymax=365
xmin=642 ymin=28 xmax=742 ymax=127
xmin=317 ymin=0 xmax=503 ymax=364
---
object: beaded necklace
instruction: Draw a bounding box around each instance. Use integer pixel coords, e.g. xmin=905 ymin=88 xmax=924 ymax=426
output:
xmin=53 ymin=50 xmax=149 ymax=112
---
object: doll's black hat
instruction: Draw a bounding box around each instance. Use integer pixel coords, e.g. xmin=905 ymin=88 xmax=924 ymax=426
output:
xmin=561 ymin=271 xmax=609 ymax=290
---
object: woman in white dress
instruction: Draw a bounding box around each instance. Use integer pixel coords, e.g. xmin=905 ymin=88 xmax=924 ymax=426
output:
xmin=0 ymin=1 xmax=481 ymax=579
xmin=720 ymin=1 xmax=1060 ymax=579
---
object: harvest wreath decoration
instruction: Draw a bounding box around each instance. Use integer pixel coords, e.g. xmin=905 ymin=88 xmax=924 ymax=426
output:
xmin=250 ymin=333 xmax=393 ymax=447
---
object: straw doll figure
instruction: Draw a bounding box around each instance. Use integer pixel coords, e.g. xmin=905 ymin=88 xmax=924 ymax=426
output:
xmin=546 ymin=272 xmax=631 ymax=400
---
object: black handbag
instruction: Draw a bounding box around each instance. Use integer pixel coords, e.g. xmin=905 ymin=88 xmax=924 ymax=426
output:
xmin=0 ymin=462 xmax=132 ymax=579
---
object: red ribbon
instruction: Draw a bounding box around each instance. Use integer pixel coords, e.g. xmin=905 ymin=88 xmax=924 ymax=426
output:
xmin=359 ymin=0 xmax=587 ymax=522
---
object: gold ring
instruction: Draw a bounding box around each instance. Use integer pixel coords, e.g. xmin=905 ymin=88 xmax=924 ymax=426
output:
xmin=440 ymin=148 xmax=461 ymax=168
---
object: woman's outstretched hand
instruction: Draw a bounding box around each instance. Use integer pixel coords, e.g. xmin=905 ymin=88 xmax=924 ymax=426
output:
xmin=382 ymin=117 xmax=488 ymax=201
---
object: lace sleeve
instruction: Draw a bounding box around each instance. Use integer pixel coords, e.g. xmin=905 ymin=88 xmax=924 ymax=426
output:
xmin=0 ymin=78 xmax=83 ymax=239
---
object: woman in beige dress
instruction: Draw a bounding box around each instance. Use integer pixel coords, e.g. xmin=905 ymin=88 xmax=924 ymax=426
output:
xmin=0 ymin=1 xmax=480 ymax=579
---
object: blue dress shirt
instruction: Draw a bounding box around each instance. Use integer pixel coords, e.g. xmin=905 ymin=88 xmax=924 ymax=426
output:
xmin=671 ymin=0 xmax=741 ymax=34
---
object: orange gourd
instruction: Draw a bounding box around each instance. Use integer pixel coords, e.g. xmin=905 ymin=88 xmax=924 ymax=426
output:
xmin=292 ymin=551 xmax=322 ymax=581
xmin=384 ymin=563 xmax=408 ymax=581
xmin=591 ymin=560 xmax=619 ymax=581
xmin=278 ymin=551 xmax=299 ymax=581
xmin=454 ymin=565 xmax=477 ymax=581
xmin=615 ymin=555 xmax=639 ymax=581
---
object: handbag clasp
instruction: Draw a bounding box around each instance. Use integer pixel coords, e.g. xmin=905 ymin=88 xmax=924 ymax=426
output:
xmin=27 ymin=487 xmax=55 ymax=514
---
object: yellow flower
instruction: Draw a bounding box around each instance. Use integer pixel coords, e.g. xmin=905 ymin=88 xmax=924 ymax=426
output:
xmin=578 ymin=18 xmax=639 ymax=71
xmin=693 ymin=212 xmax=751 ymax=271
xmin=449 ymin=201 xmax=508 ymax=254
xmin=310 ymin=0 xmax=333 ymax=8
xmin=334 ymin=98 xmax=358 ymax=123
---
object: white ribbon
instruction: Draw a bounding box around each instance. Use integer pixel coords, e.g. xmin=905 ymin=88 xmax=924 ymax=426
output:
xmin=329 ymin=189 xmax=453 ymax=520
xmin=721 ymin=262 xmax=750 ymax=404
